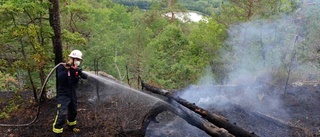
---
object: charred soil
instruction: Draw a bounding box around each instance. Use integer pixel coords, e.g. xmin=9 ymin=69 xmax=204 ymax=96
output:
xmin=0 ymin=84 xmax=320 ymax=137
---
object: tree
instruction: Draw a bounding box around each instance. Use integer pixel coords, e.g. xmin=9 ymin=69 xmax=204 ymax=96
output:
xmin=0 ymin=0 xmax=54 ymax=100
xmin=188 ymin=17 xmax=227 ymax=84
xmin=49 ymin=0 xmax=63 ymax=100
xmin=294 ymin=1 xmax=320 ymax=81
xmin=144 ymin=24 xmax=201 ymax=88
xmin=49 ymin=0 xmax=63 ymax=65
xmin=123 ymin=8 xmax=152 ymax=88
xmin=160 ymin=0 xmax=186 ymax=23
xmin=0 ymin=0 xmax=88 ymax=99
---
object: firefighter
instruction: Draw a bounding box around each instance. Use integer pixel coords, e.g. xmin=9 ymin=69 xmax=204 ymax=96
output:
xmin=53 ymin=50 xmax=88 ymax=137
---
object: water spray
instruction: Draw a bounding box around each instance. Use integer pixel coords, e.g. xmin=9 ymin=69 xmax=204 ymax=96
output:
xmin=0 ymin=62 xmax=66 ymax=127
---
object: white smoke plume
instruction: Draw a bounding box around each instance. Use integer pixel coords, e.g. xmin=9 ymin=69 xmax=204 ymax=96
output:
xmin=180 ymin=0 xmax=320 ymax=115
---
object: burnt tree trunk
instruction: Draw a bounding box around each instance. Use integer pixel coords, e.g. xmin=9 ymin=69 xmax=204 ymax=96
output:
xmin=247 ymin=0 xmax=253 ymax=21
xmin=137 ymin=32 xmax=142 ymax=89
xmin=141 ymin=102 xmax=234 ymax=137
xmin=142 ymin=81 xmax=258 ymax=137
xmin=49 ymin=0 xmax=63 ymax=94
xmin=49 ymin=0 xmax=63 ymax=65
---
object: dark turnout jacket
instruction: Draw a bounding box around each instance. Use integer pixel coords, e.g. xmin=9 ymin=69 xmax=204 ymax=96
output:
xmin=57 ymin=64 xmax=88 ymax=98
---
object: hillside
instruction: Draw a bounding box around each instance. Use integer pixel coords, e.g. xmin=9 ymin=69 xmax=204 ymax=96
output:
xmin=1 ymin=72 xmax=320 ymax=137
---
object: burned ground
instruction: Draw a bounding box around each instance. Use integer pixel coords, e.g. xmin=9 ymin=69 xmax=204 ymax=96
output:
xmin=0 ymin=74 xmax=320 ymax=137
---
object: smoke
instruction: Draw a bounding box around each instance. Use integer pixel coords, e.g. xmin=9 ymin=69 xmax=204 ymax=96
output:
xmin=179 ymin=2 xmax=320 ymax=134
xmin=224 ymin=1 xmax=320 ymax=87
xmin=183 ymin=0 xmax=319 ymax=101
xmin=145 ymin=112 xmax=210 ymax=137
xmin=181 ymin=16 xmax=296 ymax=112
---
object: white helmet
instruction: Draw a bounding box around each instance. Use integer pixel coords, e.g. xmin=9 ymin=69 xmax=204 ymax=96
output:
xmin=68 ymin=50 xmax=83 ymax=60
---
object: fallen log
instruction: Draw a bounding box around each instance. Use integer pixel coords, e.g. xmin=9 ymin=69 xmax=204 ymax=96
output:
xmin=141 ymin=81 xmax=258 ymax=137
xmin=141 ymin=102 xmax=234 ymax=137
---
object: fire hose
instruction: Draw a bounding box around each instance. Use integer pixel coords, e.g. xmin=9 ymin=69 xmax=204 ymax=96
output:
xmin=0 ymin=62 xmax=66 ymax=127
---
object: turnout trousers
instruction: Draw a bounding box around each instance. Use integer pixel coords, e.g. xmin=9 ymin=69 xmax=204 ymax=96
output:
xmin=52 ymin=95 xmax=78 ymax=133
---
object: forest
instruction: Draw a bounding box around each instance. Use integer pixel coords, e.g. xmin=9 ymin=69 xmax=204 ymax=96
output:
xmin=0 ymin=0 xmax=319 ymax=107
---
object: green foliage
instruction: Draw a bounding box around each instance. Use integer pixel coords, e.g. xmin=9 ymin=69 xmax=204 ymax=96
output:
xmin=0 ymin=111 xmax=10 ymax=119
xmin=0 ymin=0 xmax=318 ymax=92
xmin=77 ymin=2 xmax=131 ymax=79
xmin=0 ymin=71 xmax=18 ymax=91
xmin=215 ymin=0 xmax=301 ymax=26
xmin=1 ymin=0 xmax=74 ymax=92
xmin=0 ymin=94 xmax=22 ymax=119
xmin=143 ymin=24 xmax=207 ymax=88
xmin=188 ymin=17 xmax=227 ymax=83
xmin=62 ymin=30 xmax=86 ymax=45
xmin=0 ymin=59 xmax=8 ymax=71
xmin=278 ymin=0 xmax=301 ymax=13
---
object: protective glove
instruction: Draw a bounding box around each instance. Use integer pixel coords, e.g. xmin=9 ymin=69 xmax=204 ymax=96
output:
xmin=75 ymin=66 xmax=82 ymax=72
xmin=76 ymin=67 xmax=88 ymax=79
xmin=64 ymin=63 xmax=71 ymax=69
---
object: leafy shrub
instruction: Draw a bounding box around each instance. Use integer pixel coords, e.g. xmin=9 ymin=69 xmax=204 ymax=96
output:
xmin=0 ymin=98 xmax=20 ymax=119
xmin=0 ymin=71 xmax=19 ymax=91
